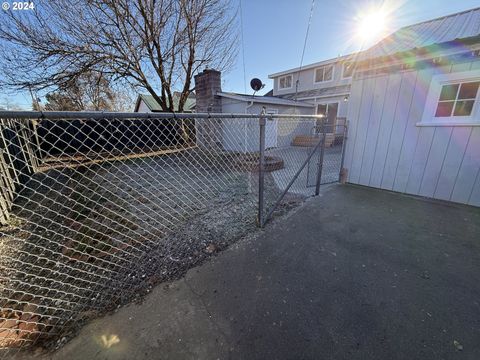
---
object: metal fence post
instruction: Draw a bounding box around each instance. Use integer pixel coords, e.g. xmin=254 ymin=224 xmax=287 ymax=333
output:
xmin=258 ymin=110 xmax=266 ymax=227
xmin=339 ymin=120 xmax=349 ymax=183
xmin=315 ymin=122 xmax=326 ymax=196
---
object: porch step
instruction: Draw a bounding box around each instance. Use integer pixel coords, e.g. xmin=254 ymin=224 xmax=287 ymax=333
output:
xmin=291 ymin=134 xmax=335 ymax=147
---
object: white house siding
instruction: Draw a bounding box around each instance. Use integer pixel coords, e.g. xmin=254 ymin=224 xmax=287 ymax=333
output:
xmin=272 ymin=62 xmax=351 ymax=96
xmin=344 ymin=59 xmax=480 ymax=207
xmin=220 ymin=97 xmax=314 ymax=116
xmin=220 ymin=98 xmax=315 ymax=152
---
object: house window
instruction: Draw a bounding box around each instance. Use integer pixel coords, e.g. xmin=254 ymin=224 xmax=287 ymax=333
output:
xmin=314 ymin=65 xmax=333 ymax=83
xmin=420 ymin=70 xmax=480 ymax=126
xmin=278 ymin=75 xmax=292 ymax=89
xmin=316 ymin=102 xmax=338 ymax=131
xmin=434 ymin=82 xmax=479 ymax=117
xmin=342 ymin=62 xmax=354 ymax=79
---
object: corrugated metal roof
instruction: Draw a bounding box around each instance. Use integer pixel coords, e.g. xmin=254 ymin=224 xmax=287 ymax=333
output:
xmin=217 ymin=92 xmax=314 ymax=107
xmin=362 ymin=7 xmax=480 ymax=60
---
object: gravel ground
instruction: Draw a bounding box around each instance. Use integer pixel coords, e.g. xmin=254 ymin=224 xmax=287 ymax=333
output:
xmin=0 ymin=148 xmax=306 ymax=355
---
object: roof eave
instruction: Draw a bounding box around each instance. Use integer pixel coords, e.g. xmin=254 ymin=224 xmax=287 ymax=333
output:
xmin=133 ymin=95 xmax=143 ymax=112
xmin=268 ymin=53 xmax=357 ymax=79
xmin=217 ymin=92 xmax=315 ymax=107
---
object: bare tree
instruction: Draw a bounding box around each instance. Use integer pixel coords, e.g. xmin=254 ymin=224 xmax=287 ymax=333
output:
xmin=0 ymin=0 xmax=238 ymax=112
xmin=43 ymin=72 xmax=116 ymax=111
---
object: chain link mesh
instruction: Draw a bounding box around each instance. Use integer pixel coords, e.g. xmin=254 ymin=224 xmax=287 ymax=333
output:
xmin=305 ymin=119 xmax=348 ymax=187
xmin=263 ymin=116 xmax=347 ymax=220
xmin=0 ymin=112 xmax=345 ymax=355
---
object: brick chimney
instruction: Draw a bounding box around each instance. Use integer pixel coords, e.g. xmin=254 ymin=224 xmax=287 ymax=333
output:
xmin=194 ymin=69 xmax=222 ymax=113
xmin=193 ymin=69 xmax=222 ymax=148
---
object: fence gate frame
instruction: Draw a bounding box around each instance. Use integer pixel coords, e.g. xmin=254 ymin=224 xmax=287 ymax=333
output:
xmin=257 ymin=115 xmax=348 ymax=227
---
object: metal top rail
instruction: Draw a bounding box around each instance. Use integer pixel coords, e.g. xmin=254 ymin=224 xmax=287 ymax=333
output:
xmin=0 ymin=110 xmax=326 ymax=121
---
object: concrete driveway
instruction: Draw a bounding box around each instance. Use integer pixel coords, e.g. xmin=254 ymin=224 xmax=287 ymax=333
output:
xmin=34 ymin=184 xmax=480 ymax=360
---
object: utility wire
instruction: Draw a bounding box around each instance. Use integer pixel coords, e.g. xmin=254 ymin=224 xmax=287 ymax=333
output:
xmin=239 ymin=0 xmax=247 ymax=94
xmin=294 ymin=0 xmax=316 ymax=104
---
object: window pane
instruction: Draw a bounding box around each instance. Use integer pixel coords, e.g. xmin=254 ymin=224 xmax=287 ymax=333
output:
xmin=315 ymin=68 xmax=324 ymax=82
xmin=317 ymin=104 xmax=327 ymax=116
xmin=458 ymin=82 xmax=480 ymax=100
xmin=453 ymin=100 xmax=475 ymax=116
xmin=280 ymin=76 xmax=290 ymax=88
xmin=439 ymin=84 xmax=459 ymax=101
xmin=435 ymin=101 xmax=454 ymax=117
xmin=343 ymin=63 xmax=353 ymax=77
xmin=324 ymin=66 xmax=333 ymax=81
xmin=326 ymin=103 xmax=338 ymax=125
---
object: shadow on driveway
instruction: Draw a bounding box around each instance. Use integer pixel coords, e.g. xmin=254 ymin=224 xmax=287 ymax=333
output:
xmin=40 ymin=184 xmax=480 ymax=360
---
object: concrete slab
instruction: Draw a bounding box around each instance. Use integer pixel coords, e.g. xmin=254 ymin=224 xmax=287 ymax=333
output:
xmin=34 ymin=184 xmax=480 ymax=360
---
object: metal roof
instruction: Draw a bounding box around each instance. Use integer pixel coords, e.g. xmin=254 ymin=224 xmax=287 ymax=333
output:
xmin=217 ymin=92 xmax=315 ymax=107
xmin=362 ymin=7 xmax=480 ymax=60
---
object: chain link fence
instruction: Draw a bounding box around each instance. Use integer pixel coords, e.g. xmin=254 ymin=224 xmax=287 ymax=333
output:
xmin=306 ymin=118 xmax=348 ymax=186
xmin=261 ymin=116 xmax=348 ymax=225
xmin=0 ymin=111 xmax=345 ymax=355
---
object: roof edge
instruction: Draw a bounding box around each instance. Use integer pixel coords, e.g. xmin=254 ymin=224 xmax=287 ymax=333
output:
xmin=268 ymin=53 xmax=358 ymax=79
xmin=398 ymin=6 xmax=480 ymax=30
xmin=217 ymin=92 xmax=315 ymax=107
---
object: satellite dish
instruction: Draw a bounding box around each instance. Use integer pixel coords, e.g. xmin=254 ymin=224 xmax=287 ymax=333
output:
xmin=250 ymin=78 xmax=264 ymax=92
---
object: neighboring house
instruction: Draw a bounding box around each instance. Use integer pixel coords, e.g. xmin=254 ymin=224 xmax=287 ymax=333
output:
xmin=268 ymin=54 xmax=355 ymax=133
xmin=218 ymin=92 xmax=314 ymax=115
xmin=134 ymin=92 xmax=196 ymax=112
xmin=218 ymin=92 xmax=315 ymax=151
xmin=193 ymin=69 xmax=316 ymax=152
xmin=343 ymin=7 xmax=480 ymax=207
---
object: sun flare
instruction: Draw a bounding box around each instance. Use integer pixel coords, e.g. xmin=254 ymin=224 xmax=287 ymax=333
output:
xmin=356 ymin=9 xmax=389 ymax=42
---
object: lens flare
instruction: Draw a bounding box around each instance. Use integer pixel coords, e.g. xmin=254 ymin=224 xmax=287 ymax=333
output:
xmin=356 ymin=9 xmax=389 ymax=42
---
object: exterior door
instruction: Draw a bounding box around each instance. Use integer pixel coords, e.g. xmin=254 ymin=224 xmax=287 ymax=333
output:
xmin=265 ymin=109 xmax=278 ymax=149
xmin=316 ymin=103 xmax=338 ymax=133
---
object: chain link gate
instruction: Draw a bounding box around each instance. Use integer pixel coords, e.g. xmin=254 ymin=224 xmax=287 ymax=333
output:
xmin=306 ymin=118 xmax=348 ymax=187
xmin=258 ymin=115 xmax=348 ymax=227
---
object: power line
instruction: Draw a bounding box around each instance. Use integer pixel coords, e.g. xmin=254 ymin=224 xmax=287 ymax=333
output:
xmin=239 ymin=0 xmax=247 ymax=94
xmin=294 ymin=0 xmax=316 ymax=102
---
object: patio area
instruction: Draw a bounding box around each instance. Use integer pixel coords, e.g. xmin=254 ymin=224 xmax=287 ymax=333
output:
xmin=32 ymin=184 xmax=480 ymax=360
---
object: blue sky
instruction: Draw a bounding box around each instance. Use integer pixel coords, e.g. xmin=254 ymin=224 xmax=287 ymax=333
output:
xmin=2 ymin=0 xmax=479 ymax=109
xmin=223 ymin=0 xmax=480 ymax=95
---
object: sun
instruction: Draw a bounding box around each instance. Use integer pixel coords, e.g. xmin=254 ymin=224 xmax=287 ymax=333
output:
xmin=356 ymin=9 xmax=389 ymax=42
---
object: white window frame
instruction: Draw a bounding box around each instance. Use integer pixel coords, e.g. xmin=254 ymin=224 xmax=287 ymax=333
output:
xmin=278 ymin=75 xmax=293 ymax=90
xmin=341 ymin=62 xmax=353 ymax=79
xmin=419 ymin=69 xmax=480 ymax=126
xmin=314 ymin=65 xmax=334 ymax=84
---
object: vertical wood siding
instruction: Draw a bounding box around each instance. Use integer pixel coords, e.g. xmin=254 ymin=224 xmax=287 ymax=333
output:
xmin=345 ymin=59 xmax=480 ymax=207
